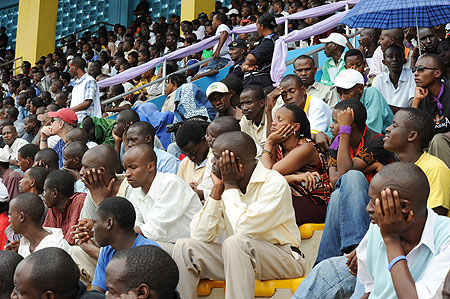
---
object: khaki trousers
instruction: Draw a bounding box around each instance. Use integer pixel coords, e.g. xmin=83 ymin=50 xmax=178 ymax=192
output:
xmin=72 ymin=245 xmax=98 ymax=286
xmin=157 ymin=241 xmax=175 ymax=256
xmin=173 ymin=235 xmax=306 ymax=299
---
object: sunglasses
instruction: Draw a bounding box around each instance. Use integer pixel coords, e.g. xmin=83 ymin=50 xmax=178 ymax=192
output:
xmin=411 ymin=66 xmax=439 ymax=73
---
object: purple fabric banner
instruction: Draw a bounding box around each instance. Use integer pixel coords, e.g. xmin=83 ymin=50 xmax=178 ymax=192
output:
xmin=98 ymin=0 xmax=359 ymax=88
xmin=270 ymin=11 xmax=350 ymax=86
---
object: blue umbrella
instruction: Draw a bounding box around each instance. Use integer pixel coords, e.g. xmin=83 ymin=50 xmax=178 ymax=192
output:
xmin=341 ymin=0 xmax=450 ymax=29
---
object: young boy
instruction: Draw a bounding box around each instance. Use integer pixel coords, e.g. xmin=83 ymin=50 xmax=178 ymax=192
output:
xmin=239 ymin=84 xmax=267 ymax=147
xmin=372 ymin=45 xmax=416 ymax=113
xmin=63 ymin=141 xmax=89 ymax=193
xmin=334 ymin=68 xmax=393 ymax=134
xmin=7 ymin=193 xmax=72 ymax=258
xmin=316 ymin=99 xmax=394 ymax=264
xmin=17 ymin=144 xmax=40 ymax=173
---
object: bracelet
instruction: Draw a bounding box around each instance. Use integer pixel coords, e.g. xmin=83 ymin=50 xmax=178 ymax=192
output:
xmin=388 ymin=255 xmax=407 ymax=272
xmin=262 ymin=149 xmax=273 ymax=158
xmin=41 ymin=138 xmax=48 ymax=142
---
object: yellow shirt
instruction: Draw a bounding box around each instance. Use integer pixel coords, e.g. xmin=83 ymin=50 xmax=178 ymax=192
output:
xmin=239 ymin=111 xmax=267 ymax=148
xmin=190 ymin=162 xmax=301 ymax=248
xmin=415 ymin=152 xmax=450 ymax=214
xmin=177 ymin=155 xmax=208 ymax=185
xmin=133 ymin=78 xmax=149 ymax=96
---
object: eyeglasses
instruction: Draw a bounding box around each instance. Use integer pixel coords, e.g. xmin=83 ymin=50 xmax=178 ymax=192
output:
xmin=411 ymin=66 xmax=440 ymax=73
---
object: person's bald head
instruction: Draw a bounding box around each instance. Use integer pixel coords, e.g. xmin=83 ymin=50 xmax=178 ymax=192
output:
xmin=12 ymin=248 xmax=79 ymax=299
xmin=207 ymin=116 xmax=241 ymax=147
xmin=0 ymin=251 xmax=23 ymax=297
xmin=212 ymin=132 xmax=257 ymax=179
xmin=123 ymin=143 xmax=157 ymax=165
xmin=80 ymin=144 xmax=119 ymax=179
xmin=65 ymin=127 xmax=88 ymax=145
xmin=379 ymin=28 xmax=404 ymax=51
xmin=367 ymin=162 xmax=429 ymax=220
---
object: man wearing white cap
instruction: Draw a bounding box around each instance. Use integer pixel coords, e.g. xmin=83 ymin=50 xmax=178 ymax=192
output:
xmin=319 ymin=33 xmax=348 ymax=86
xmin=334 ymin=69 xmax=393 ymax=134
xmin=206 ymin=82 xmax=243 ymax=120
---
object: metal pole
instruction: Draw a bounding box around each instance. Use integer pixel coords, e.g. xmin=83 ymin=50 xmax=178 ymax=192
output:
xmin=285 ymin=19 xmax=289 ymax=36
xmin=161 ymin=60 xmax=167 ymax=96
xmin=345 ymin=4 xmax=350 ymax=37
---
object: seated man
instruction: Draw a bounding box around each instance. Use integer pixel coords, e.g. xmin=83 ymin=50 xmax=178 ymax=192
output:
xmin=42 ymin=169 xmax=86 ymax=245
xmin=111 ymin=108 xmax=140 ymax=157
xmin=316 ymin=99 xmax=394 ymax=264
xmin=412 ymin=54 xmax=450 ymax=168
xmin=63 ymin=141 xmax=89 ymax=193
xmin=239 ymin=84 xmax=267 ymax=147
xmin=22 ymin=114 xmax=41 ymax=143
xmin=176 ymin=122 xmax=210 ymax=193
xmin=334 ymin=69 xmax=393 ymax=134
xmin=65 ymin=127 xmax=98 ymax=149
xmin=19 ymin=166 xmax=48 ymax=197
xmin=267 ymin=74 xmax=332 ymax=152
xmin=2 ymin=125 xmax=28 ymax=166
xmin=206 ymin=82 xmax=243 ymax=120
xmin=105 ymin=245 xmax=179 ymax=299
xmin=122 ymin=144 xmax=202 ymax=254
xmin=81 ymin=115 xmax=115 ymax=147
xmin=173 ymin=131 xmax=305 ymax=299
xmin=372 ymin=45 xmax=416 ymax=113
xmin=0 ymin=251 xmax=23 ymax=298
xmin=12 ymin=247 xmax=106 ymax=299
xmin=5 ymin=107 xmax=25 ymax=138
xmin=90 ymin=196 xmax=160 ymax=293
xmin=17 ymin=143 xmax=40 ymax=173
xmin=8 ymin=193 xmax=72 ymax=258
xmin=40 ymin=108 xmax=78 ymax=168
xmin=293 ymin=162 xmax=450 ymax=299
xmin=293 ymin=55 xmax=339 ymax=108
xmin=319 ymin=33 xmax=347 ymax=86
xmin=125 ymin=121 xmax=180 ymax=174
xmin=34 ymin=148 xmax=59 ymax=173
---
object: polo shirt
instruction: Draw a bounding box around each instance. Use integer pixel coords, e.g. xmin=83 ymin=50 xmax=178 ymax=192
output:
xmin=418 ymin=82 xmax=450 ymax=134
xmin=320 ymin=54 xmax=346 ymax=86
xmin=372 ymin=69 xmax=416 ymax=107
xmin=227 ymin=59 xmax=245 ymax=80
xmin=91 ymin=234 xmax=160 ymax=291
xmin=359 ymin=87 xmax=394 ymax=134
xmin=357 ymin=208 xmax=450 ymax=298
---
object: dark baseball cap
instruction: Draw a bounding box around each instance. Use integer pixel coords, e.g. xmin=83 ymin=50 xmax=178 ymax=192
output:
xmin=228 ymin=39 xmax=248 ymax=49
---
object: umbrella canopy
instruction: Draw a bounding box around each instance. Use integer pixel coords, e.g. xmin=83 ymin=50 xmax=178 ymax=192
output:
xmin=341 ymin=0 xmax=450 ymax=29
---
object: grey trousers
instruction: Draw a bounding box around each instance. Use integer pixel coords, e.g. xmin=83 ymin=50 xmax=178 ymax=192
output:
xmin=429 ymin=133 xmax=450 ymax=169
xmin=172 ymin=235 xmax=306 ymax=299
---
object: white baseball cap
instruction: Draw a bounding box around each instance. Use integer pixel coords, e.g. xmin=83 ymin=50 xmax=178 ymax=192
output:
xmin=319 ymin=33 xmax=347 ymax=47
xmin=334 ymin=69 xmax=364 ymax=89
xmin=227 ymin=9 xmax=239 ymax=15
xmin=206 ymin=82 xmax=229 ymax=98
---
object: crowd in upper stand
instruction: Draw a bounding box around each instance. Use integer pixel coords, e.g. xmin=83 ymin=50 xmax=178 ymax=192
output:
xmin=0 ymin=0 xmax=450 ymax=298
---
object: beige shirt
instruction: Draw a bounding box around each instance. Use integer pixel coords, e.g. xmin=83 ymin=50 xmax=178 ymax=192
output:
xmin=307 ymin=81 xmax=339 ymax=109
xmin=239 ymin=111 xmax=267 ymax=148
xmin=177 ymin=151 xmax=210 ymax=185
xmin=190 ymin=162 xmax=301 ymax=248
xmin=161 ymin=90 xmax=177 ymax=112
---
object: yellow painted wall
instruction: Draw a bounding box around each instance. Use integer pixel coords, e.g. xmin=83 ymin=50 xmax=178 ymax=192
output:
xmin=181 ymin=0 xmax=214 ymax=22
xmin=15 ymin=0 xmax=58 ymax=67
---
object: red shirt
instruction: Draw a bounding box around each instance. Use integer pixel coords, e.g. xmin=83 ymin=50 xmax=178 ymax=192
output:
xmin=0 ymin=212 xmax=9 ymax=250
xmin=2 ymin=169 xmax=21 ymax=202
xmin=43 ymin=192 xmax=86 ymax=245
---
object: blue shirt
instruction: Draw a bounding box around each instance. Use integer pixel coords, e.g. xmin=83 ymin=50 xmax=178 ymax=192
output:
xmin=154 ymin=148 xmax=180 ymax=174
xmin=360 ymin=87 xmax=393 ymax=134
xmin=91 ymin=234 xmax=160 ymax=291
xmin=53 ymin=139 xmax=66 ymax=169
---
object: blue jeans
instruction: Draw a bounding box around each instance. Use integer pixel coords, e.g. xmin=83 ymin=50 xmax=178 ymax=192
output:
xmin=204 ymin=57 xmax=229 ymax=70
xmin=292 ymin=256 xmax=356 ymax=299
xmin=315 ymin=170 xmax=370 ymax=264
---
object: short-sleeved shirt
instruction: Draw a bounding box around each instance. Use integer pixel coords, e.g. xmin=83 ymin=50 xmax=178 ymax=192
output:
xmin=250 ymin=33 xmax=278 ymax=73
xmin=359 ymin=87 xmax=394 ymax=134
xmin=91 ymin=234 xmax=160 ymax=291
xmin=415 ymin=152 xmax=450 ymax=214
xmin=418 ymin=82 xmax=450 ymax=134
xmin=213 ymin=24 xmax=231 ymax=60
xmin=227 ymin=59 xmax=245 ymax=80
xmin=328 ymin=126 xmax=395 ymax=181
xmin=371 ymin=69 xmax=416 ymax=108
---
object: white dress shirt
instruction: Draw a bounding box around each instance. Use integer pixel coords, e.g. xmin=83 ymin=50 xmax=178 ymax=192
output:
xmin=18 ymin=227 xmax=73 ymax=258
xmin=4 ymin=137 xmax=28 ymax=161
xmin=372 ymin=68 xmax=416 ymax=107
xmin=128 ymin=172 xmax=202 ymax=243
xmin=357 ymin=208 xmax=450 ymax=298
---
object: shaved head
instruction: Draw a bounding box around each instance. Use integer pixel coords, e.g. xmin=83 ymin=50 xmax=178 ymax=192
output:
xmin=213 ymin=131 xmax=257 ymax=163
xmin=123 ymin=144 xmax=157 ymax=164
xmin=82 ymin=144 xmax=119 ymax=176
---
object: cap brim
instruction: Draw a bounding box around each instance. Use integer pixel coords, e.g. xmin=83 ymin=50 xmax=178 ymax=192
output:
xmin=47 ymin=111 xmax=58 ymax=118
xmin=319 ymin=38 xmax=331 ymax=44
xmin=333 ymin=81 xmax=357 ymax=89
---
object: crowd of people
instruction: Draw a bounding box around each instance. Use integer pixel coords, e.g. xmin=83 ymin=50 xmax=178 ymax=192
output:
xmin=0 ymin=0 xmax=449 ymax=298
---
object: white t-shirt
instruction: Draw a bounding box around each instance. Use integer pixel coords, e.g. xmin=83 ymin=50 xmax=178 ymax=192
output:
xmin=213 ymin=24 xmax=232 ymax=60
xmin=18 ymin=227 xmax=72 ymax=258
xmin=372 ymin=68 xmax=416 ymax=107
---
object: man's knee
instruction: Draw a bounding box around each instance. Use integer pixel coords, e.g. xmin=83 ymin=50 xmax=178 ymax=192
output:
xmin=340 ymin=170 xmax=366 ymax=185
xmin=173 ymin=238 xmax=197 ymax=259
xmin=222 ymin=235 xmax=252 ymax=256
